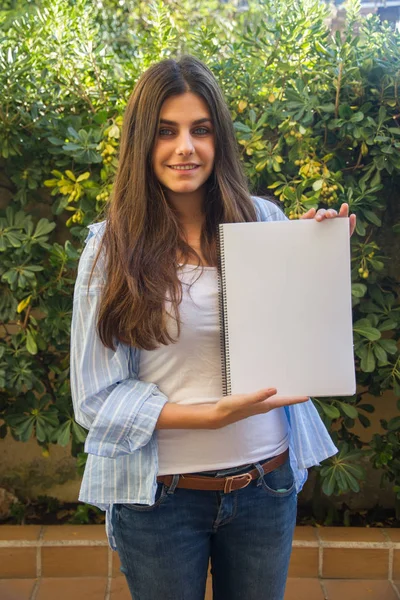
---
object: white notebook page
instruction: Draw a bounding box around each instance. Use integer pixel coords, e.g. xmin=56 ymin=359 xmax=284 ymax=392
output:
xmin=220 ymin=217 xmax=356 ymax=399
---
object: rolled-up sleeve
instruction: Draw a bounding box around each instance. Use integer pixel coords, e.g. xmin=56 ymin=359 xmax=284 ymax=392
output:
xmin=70 ymin=224 xmax=168 ymax=459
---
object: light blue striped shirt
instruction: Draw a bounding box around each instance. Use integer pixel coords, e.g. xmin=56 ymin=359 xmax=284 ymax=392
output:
xmin=70 ymin=196 xmax=338 ymax=550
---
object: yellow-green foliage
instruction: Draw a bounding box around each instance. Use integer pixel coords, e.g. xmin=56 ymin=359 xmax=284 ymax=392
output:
xmin=0 ymin=0 xmax=399 ymax=504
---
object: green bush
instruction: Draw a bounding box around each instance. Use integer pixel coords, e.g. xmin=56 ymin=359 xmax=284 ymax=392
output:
xmin=0 ymin=0 xmax=399 ymax=516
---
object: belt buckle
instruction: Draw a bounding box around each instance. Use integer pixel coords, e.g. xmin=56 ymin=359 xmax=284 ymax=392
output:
xmin=223 ymin=472 xmax=253 ymax=494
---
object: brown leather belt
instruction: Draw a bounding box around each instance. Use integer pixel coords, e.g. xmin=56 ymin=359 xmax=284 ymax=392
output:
xmin=157 ymin=448 xmax=289 ymax=494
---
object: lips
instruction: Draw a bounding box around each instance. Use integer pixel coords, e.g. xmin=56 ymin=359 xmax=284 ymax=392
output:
xmin=167 ymin=165 xmax=200 ymax=173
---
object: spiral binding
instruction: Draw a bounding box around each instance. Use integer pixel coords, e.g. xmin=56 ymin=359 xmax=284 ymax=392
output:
xmin=217 ymin=224 xmax=231 ymax=396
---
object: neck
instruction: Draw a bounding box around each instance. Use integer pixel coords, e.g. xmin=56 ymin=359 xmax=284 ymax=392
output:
xmin=166 ymin=188 xmax=205 ymax=227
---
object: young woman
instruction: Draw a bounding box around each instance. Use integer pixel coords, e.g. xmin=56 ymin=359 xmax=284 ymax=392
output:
xmin=71 ymin=55 xmax=356 ymax=600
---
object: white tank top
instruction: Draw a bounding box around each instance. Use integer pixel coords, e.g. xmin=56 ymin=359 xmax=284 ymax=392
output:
xmin=139 ymin=263 xmax=289 ymax=475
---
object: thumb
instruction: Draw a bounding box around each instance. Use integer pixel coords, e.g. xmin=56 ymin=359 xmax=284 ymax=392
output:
xmin=248 ymin=388 xmax=277 ymax=403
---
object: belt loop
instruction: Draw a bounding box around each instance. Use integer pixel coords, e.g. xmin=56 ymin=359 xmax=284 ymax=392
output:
xmin=254 ymin=462 xmax=265 ymax=487
xmin=167 ymin=474 xmax=180 ymax=494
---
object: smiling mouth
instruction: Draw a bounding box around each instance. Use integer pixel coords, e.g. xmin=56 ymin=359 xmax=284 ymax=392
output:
xmin=168 ymin=165 xmax=200 ymax=170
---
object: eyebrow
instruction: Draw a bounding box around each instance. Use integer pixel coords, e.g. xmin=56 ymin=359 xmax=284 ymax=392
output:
xmin=159 ymin=118 xmax=213 ymax=126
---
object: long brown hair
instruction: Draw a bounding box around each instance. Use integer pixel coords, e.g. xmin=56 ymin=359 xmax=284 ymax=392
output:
xmin=94 ymin=55 xmax=258 ymax=351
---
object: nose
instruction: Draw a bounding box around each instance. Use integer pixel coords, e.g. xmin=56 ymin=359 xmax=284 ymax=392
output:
xmin=175 ymin=131 xmax=195 ymax=156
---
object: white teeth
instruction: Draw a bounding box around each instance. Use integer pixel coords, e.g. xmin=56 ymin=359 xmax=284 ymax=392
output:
xmin=169 ymin=165 xmax=198 ymax=170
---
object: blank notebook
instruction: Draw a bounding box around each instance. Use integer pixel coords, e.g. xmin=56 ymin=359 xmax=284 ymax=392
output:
xmin=218 ymin=218 xmax=356 ymax=399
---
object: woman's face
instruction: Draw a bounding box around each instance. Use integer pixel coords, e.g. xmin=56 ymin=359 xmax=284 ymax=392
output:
xmin=152 ymin=92 xmax=215 ymax=202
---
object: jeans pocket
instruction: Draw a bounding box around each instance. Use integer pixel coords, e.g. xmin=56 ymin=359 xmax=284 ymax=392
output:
xmin=119 ymin=483 xmax=169 ymax=512
xmin=260 ymin=457 xmax=296 ymax=498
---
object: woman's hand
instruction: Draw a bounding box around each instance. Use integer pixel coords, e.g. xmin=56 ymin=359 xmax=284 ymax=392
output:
xmin=211 ymin=388 xmax=309 ymax=429
xmin=156 ymin=389 xmax=308 ymax=430
xmin=300 ymin=203 xmax=356 ymax=237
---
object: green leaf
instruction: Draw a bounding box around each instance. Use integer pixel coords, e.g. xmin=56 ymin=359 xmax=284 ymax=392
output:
xmin=369 ymin=259 xmax=384 ymax=271
xmin=319 ymin=103 xmax=335 ymax=113
xmin=321 ymin=403 xmax=341 ymax=419
xmin=345 ymin=470 xmax=360 ymax=493
xmin=370 ymin=170 xmax=381 ymax=187
xmin=358 ymin=414 xmax=371 ymax=428
xmin=354 ymin=326 xmax=381 ymax=342
xmin=56 ymin=421 xmax=71 ymax=447
xmin=379 ymin=320 xmax=397 ymax=332
xmin=35 ymin=418 xmax=48 ymax=443
xmin=387 ymin=416 xmax=400 ymax=430
xmin=65 ymin=240 xmax=79 ymax=259
xmin=11 ymin=416 xmax=34 ymax=442
xmin=339 ymin=402 xmax=358 ymax=419
xmin=321 ymin=468 xmax=336 ymax=496
xmin=361 ymin=346 xmax=376 ymax=372
xmin=353 ymin=323 xmax=381 ymax=341
xmin=234 ymin=122 xmax=251 ymax=133
xmin=350 ymin=112 xmax=364 ymax=123
xmin=72 ymin=421 xmax=87 ymax=443
xmin=355 ymin=219 xmax=366 ymax=236
xmin=363 ymin=210 xmax=381 ymax=227
xmin=26 ymin=330 xmax=38 ymax=355
xmin=24 ymin=265 xmax=44 ymax=272
xmin=33 ymin=219 xmax=56 ymax=239
xmin=373 ymin=344 xmax=387 ymax=364
xmin=41 ymin=410 xmax=59 ymax=428
xmin=67 ymin=127 xmax=80 ymax=140
xmin=378 ymin=339 xmax=398 ymax=354
xmin=315 ymin=40 xmax=330 ymax=56
xmin=351 ymin=284 xmax=367 ymax=298
xmin=48 ymin=137 xmax=65 ymax=146
xmin=358 ymin=404 xmax=375 ymax=413
xmin=339 ymin=104 xmax=352 ymax=119
xmin=63 ymin=143 xmax=82 ymax=151
xmin=378 ymin=105 xmax=387 ymax=126
xmin=312 ymin=179 xmax=323 ymax=191
xmin=337 ymin=468 xmax=349 ymax=492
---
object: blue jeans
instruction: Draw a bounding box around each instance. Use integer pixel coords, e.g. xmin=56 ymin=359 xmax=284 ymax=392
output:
xmin=112 ymin=452 xmax=297 ymax=600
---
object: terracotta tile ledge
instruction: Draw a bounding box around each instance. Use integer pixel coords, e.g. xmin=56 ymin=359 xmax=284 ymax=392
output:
xmin=1 ymin=525 xmax=400 ymax=584
xmin=1 ymin=525 xmax=398 ymax=547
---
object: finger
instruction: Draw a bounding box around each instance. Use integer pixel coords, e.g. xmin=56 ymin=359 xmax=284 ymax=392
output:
xmin=300 ymin=208 xmax=316 ymax=220
xmin=268 ymin=396 xmax=309 ymax=409
xmin=325 ymin=209 xmax=338 ymax=218
xmin=244 ymin=388 xmax=278 ymax=404
xmin=317 ymin=208 xmax=338 ymax=221
xmin=339 ymin=203 xmax=349 ymax=217
xmin=349 ymin=214 xmax=356 ymax=237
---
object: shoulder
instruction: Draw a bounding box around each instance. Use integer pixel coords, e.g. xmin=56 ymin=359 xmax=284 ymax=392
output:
xmin=250 ymin=195 xmax=288 ymax=222
xmin=81 ymin=220 xmax=107 ymax=262
xmin=85 ymin=220 xmax=107 ymax=245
